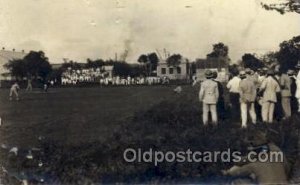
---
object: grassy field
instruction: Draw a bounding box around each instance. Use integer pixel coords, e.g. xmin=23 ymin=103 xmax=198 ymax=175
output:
xmin=0 ymin=86 xmax=193 ymax=147
xmin=0 ymin=85 xmax=299 ymax=184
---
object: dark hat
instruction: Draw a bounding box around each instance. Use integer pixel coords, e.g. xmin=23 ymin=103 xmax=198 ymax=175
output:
xmin=205 ymin=70 xmax=214 ymax=78
xmin=212 ymin=71 xmax=218 ymax=78
xmin=245 ymin=68 xmax=252 ymax=74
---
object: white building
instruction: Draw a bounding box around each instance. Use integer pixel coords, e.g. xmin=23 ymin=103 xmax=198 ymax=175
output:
xmin=156 ymin=58 xmax=190 ymax=80
xmin=0 ymin=48 xmax=27 ymax=80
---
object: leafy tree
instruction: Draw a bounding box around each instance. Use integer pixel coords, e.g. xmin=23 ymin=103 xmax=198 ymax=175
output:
xmin=85 ymin=58 xmax=105 ymax=68
xmin=112 ymin=61 xmax=132 ymax=77
xmin=130 ymin=65 xmax=146 ymax=77
xmin=261 ymin=0 xmax=300 ymax=14
xmin=48 ymin=68 xmax=64 ymax=83
xmin=4 ymin=59 xmax=27 ymax=80
xmin=23 ymin=51 xmax=52 ymax=80
xmin=4 ymin=51 xmax=52 ymax=81
xmin=166 ymin=54 xmax=182 ymax=67
xmin=137 ymin=53 xmax=159 ymax=75
xmin=207 ymin=43 xmax=229 ymax=58
xmin=276 ymin=36 xmax=300 ymax=72
xmin=241 ymin=53 xmax=265 ymax=71
xmin=137 ymin=54 xmax=148 ymax=64
xmin=147 ymin=52 xmax=159 ymax=73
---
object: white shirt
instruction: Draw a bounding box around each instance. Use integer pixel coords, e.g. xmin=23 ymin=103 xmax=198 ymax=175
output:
xmin=226 ymin=76 xmax=241 ymax=93
xmin=10 ymin=84 xmax=20 ymax=91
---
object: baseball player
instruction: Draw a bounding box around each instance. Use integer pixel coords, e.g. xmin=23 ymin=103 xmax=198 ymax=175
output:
xmin=10 ymin=81 xmax=20 ymax=101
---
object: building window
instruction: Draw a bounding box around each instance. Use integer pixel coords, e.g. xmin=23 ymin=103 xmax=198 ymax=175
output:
xmin=161 ymin=68 xmax=166 ymax=74
xmin=169 ymin=68 xmax=174 ymax=74
xmin=177 ymin=67 xmax=181 ymax=74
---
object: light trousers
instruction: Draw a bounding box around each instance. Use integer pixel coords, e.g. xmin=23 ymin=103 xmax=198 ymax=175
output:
xmin=26 ymin=84 xmax=32 ymax=91
xmin=262 ymin=101 xmax=275 ymax=123
xmin=203 ymin=103 xmax=217 ymax=125
xmin=281 ymin=97 xmax=291 ymax=118
xmin=9 ymin=89 xmax=19 ymax=100
xmin=240 ymin=102 xmax=256 ymax=128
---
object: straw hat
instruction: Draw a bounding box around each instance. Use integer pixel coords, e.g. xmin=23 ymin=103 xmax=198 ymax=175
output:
xmin=205 ymin=70 xmax=214 ymax=78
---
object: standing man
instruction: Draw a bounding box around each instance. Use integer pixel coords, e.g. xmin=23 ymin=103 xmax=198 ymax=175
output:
xmin=280 ymin=70 xmax=292 ymax=119
xmin=199 ymin=70 xmax=219 ymax=125
xmin=10 ymin=81 xmax=20 ymax=101
xmin=258 ymin=68 xmax=267 ymax=87
xmin=259 ymin=70 xmax=281 ymax=123
xmin=226 ymin=70 xmax=241 ymax=118
xmin=26 ymin=79 xmax=32 ymax=91
xmin=212 ymin=71 xmax=225 ymax=120
xmin=295 ymin=67 xmax=300 ymax=113
xmin=239 ymin=71 xmax=257 ymax=128
xmin=274 ymin=69 xmax=284 ymax=121
xmin=288 ymin=70 xmax=298 ymax=114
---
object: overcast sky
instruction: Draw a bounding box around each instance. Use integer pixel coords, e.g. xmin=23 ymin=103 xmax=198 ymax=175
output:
xmin=0 ymin=0 xmax=299 ymax=63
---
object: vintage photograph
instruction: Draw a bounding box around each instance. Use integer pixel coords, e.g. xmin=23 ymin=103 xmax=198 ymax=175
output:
xmin=0 ymin=0 xmax=300 ymax=184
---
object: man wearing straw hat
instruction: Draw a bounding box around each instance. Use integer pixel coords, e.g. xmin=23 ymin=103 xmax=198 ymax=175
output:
xmin=199 ymin=69 xmax=219 ymax=125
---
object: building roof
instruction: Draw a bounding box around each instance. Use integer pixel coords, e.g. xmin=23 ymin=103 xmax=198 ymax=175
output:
xmin=195 ymin=57 xmax=229 ymax=69
xmin=157 ymin=57 xmax=189 ymax=65
xmin=0 ymin=49 xmax=27 ymax=63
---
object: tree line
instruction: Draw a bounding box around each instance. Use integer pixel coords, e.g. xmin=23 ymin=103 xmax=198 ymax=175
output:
xmin=3 ymin=35 xmax=300 ymax=82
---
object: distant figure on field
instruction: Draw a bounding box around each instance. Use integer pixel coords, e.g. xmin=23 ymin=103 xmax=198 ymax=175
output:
xmin=199 ymin=70 xmax=219 ymax=125
xmin=173 ymin=86 xmax=182 ymax=94
xmin=192 ymin=75 xmax=198 ymax=86
xmin=43 ymin=82 xmax=49 ymax=92
xmin=26 ymin=79 xmax=32 ymax=91
xmin=10 ymin=82 xmax=20 ymax=101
